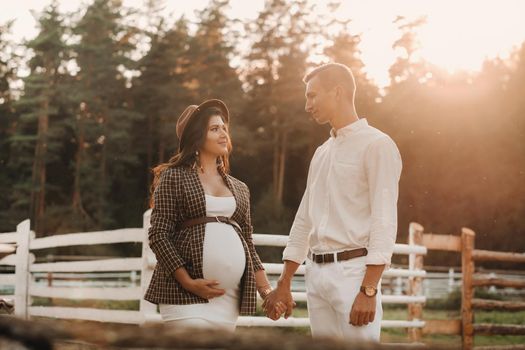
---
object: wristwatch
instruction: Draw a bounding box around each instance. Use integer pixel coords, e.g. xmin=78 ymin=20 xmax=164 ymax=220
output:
xmin=360 ymin=285 xmax=378 ymax=297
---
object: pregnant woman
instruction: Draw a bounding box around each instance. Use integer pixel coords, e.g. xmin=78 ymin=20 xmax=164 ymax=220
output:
xmin=145 ymin=99 xmax=284 ymax=331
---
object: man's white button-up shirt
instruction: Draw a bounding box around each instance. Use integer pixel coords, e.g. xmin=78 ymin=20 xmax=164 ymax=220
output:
xmin=282 ymin=118 xmax=402 ymax=267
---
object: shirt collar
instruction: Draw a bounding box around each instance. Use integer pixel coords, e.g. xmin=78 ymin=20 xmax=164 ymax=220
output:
xmin=330 ymin=118 xmax=368 ymax=138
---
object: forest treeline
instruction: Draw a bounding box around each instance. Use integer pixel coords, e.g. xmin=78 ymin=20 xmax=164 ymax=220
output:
xmin=0 ymin=0 xmax=523 ymax=266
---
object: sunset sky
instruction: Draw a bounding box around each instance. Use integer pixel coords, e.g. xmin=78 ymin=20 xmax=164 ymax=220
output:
xmin=2 ymin=0 xmax=525 ymax=88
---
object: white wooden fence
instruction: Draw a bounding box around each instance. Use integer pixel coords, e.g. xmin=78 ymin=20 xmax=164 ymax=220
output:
xmin=0 ymin=211 xmax=428 ymax=329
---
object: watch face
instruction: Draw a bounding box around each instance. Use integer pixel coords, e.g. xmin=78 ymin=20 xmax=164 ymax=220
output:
xmin=365 ymin=286 xmax=376 ymax=296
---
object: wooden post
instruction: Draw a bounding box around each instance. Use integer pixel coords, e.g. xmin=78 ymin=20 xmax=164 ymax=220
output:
xmin=448 ymin=268 xmax=455 ymax=293
xmin=461 ymin=228 xmax=475 ymax=350
xmin=140 ymin=209 xmax=157 ymax=323
xmin=14 ymin=219 xmax=31 ymax=319
xmin=408 ymin=222 xmax=424 ymax=342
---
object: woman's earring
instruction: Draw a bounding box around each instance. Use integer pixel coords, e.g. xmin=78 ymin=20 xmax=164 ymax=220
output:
xmin=194 ymin=150 xmax=204 ymax=173
xmin=217 ymin=156 xmax=224 ymax=172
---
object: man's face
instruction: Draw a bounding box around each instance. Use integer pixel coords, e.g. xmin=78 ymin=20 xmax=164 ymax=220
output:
xmin=304 ymin=75 xmax=335 ymax=125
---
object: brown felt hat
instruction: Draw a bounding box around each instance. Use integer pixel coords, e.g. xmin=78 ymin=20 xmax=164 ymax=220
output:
xmin=176 ymin=99 xmax=229 ymax=140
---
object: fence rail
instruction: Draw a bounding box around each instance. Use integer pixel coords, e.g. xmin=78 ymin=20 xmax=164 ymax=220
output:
xmin=0 ymin=212 xmax=429 ymax=331
xmin=462 ymin=235 xmax=525 ymax=349
xmin=1 ymin=215 xmax=524 ymax=349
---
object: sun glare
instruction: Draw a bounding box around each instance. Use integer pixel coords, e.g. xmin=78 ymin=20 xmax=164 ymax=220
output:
xmin=417 ymin=0 xmax=523 ymax=73
xmin=334 ymin=0 xmax=525 ymax=87
xmin=3 ymin=0 xmax=525 ymax=89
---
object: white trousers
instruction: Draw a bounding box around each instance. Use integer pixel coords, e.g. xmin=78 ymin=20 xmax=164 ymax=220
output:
xmin=305 ymin=255 xmax=382 ymax=341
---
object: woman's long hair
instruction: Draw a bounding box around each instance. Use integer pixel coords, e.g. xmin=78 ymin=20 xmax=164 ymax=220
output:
xmin=149 ymin=106 xmax=231 ymax=208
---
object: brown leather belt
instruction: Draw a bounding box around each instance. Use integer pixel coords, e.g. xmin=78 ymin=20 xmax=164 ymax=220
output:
xmin=308 ymin=248 xmax=368 ymax=264
xmin=181 ymin=216 xmax=241 ymax=231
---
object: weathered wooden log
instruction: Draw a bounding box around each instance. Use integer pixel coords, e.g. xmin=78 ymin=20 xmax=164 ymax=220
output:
xmin=472 ymin=298 xmax=525 ymax=311
xmin=472 ymin=250 xmax=525 ymax=263
xmin=0 ymin=316 xmax=454 ymax=350
xmin=473 ymin=323 xmax=525 ymax=336
xmin=0 ymin=316 xmax=53 ymax=350
xmin=475 ymin=345 xmax=525 ymax=350
xmin=472 ymin=278 xmax=525 ymax=289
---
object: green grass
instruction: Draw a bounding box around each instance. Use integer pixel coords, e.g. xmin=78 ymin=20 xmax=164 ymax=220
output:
xmin=259 ymin=303 xmax=525 ymax=346
xmin=32 ymin=297 xmax=139 ymax=310
xmin=382 ymin=308 xmax=525 ymax=346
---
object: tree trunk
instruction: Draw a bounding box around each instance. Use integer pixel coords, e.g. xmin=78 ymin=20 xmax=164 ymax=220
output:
xmin=36 ymin=99 xmax=49 ymax=234
xmin=276 ymin=130 xmax=287 ymax=204
xmin=99 ymin=116 xmax=107 ymax=225
xmin=31 ymin=97 xmax=49 ymax=235
xmin=72 ymin=109 xmax=90 ymax=227
xmin=272 ymin=127 xmax=279 ymax=201
xmin=146 ymin=111 xmax=154 ymax=189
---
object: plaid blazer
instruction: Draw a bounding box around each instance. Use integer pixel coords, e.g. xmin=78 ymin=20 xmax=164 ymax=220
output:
xmin=144 ymin=165 xmax=264 ymax=315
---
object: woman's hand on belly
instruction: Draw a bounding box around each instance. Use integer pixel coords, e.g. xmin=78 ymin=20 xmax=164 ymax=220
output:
xmin=183 ymin=278 xmax=226 ymax=300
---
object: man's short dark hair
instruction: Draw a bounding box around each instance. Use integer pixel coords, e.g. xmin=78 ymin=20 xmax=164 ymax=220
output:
xmin=303 ymin=63 xmax=356 ymax=100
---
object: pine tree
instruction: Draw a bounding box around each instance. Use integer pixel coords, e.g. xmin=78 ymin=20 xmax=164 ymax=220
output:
xmin=8 ymin=3 xmax=70 ymax=234
xmin=133 ymin=16 xmax=193 ymax=185
xmin=71 ymin=0 xmax=140 ymax=229
xmin=241 ymin=0 xmax=313 ymax=205
xmin=0 ymin=21 xmax=20 ymax=230
xmin=188 ymin=0 xmax=243 ymax=109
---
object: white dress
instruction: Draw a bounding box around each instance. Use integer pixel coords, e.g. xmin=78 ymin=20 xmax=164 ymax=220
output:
xmin=159 ymin=194 xmax=246 ymax=331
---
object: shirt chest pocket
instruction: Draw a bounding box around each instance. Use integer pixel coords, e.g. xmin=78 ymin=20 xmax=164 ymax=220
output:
xmin=332 ymin=160 xmax=366 ymax=195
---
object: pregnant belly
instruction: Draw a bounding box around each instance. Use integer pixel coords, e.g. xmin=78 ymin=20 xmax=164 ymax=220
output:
xmin=202 ymin=223 xmax=246 ymax=289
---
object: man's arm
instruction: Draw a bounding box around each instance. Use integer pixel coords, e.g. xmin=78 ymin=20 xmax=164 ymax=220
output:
xmin=264 ymin=157 xmax=316 ymax=320
xmin=349 ymin=264 xmax=384 ymax=326
xmin=262 ymin=260 xmax=299 ymax=319
xmin=350 ymin=136 xmax=402 ymax=326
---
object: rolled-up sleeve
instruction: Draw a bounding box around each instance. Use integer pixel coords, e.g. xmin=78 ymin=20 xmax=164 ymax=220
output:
xmin=242 ymin=185 xmax=264 ymax=272
xmin=148 ymin=168 xmax=185 ymax=275
xmin=283 ymin=159 xmax=315 ymax=264
xmin=364 ymin=136 xmax=402 ymax=267
xmin=282 ymin=188 xmax=312 ymax=264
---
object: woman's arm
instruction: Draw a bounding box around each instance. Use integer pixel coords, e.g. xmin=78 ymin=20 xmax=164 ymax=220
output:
xmin=255 ymin=269 xmax=272 ymax=298
xmin=175 ymin=265 xmax=225 ymax=299
xmin=148 ymin=168 xmax=186 ymax=276
xmin=241 ymin=184 xmax=264 ymax=271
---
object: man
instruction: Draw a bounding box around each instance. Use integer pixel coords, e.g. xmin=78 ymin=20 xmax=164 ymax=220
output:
xmin=263 ymin=63 xmax=402 ymax=341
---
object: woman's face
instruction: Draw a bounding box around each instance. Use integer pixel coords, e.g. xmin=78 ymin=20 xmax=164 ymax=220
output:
xmin=200 ymin=115 xmax=230 ymax=157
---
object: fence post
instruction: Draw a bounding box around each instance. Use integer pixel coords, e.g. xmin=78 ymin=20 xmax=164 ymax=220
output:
xmin=488 ymin=272 xmax=496 ymax=293
xmin=395 ymin=276 xmax=403 ymax=295
xmin=461 ymin=228 xmax=475 ymax=350
xmin=448 ymin=268 xmax=455 ymax=293
xmin=408 ymin=222 xmax=424 ymax=342
xmin=14 ymin=219 xmax=31 ymax=319
xmin=140 ymin=209 xmax=157 ymax=323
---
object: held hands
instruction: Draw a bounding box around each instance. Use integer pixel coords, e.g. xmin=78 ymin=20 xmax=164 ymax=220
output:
xmin=183 ymin=278 xmax=226 ymax=300
xmin=349 ymin=292 xmax=376 ymax=326
xmin=262 ymin=285 xmax=296 ymax=320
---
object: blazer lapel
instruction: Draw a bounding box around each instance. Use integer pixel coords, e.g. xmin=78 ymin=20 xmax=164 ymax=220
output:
xmin=220 ymin=171 xmax=245 ymax=222
xmin=183 ymin=167 xmax=206 ymax=219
